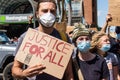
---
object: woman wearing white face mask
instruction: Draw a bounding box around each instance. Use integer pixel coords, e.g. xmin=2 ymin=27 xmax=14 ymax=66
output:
xmin=72 ymin=24 xmax=109 ymax=80
xmin=91 ymin=32 xmax=120 ymax=80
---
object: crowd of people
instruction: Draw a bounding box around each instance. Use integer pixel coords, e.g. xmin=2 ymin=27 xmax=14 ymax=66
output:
xmin=11 ymin=0 xmax=120 ymax=80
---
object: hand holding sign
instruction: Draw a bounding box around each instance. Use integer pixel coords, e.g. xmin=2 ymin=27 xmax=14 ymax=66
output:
xmin=21 ymin=64 xmax=46 ymax=78
xmin=15 ymin=28 xmax=74 ymax=79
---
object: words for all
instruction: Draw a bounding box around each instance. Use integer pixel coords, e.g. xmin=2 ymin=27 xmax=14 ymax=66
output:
xmin=22 ymin=30 xmax=72 ymax=67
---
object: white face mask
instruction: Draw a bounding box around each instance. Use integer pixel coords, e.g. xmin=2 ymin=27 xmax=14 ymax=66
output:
xmin=39 ymin=13 xmax=56 ymax=27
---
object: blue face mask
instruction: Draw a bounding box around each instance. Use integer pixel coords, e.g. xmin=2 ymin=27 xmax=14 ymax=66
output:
xmin=116 ymin=33 xmax=120 ymax=39
xmin=77 ymin=41 xmax=91 ymax=53
xmin=100 ymin=44 xmax=111 ymax=52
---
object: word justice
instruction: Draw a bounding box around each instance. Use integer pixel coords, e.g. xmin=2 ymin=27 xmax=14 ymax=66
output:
xmin=27 ymin=30 xmax=72 ymax=54
xmin=21 ymin=31 xmax=72 ymax=67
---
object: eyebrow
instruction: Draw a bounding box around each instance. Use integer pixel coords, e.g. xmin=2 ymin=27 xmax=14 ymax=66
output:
xmin=41 ymin=9 xmax=55 ymax=12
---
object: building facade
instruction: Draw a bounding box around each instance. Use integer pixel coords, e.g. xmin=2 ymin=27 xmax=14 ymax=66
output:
xmin=0 ymin=0 xmax=97 ymax=38
xmin=83 ymin=0 xmax=97 ymax=28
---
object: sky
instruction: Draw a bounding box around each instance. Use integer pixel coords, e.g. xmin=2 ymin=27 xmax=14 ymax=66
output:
xmin=97 ymin=0 xmax=108 ymax=27
xmin=97 ymin=0 xmax=115 ymax=32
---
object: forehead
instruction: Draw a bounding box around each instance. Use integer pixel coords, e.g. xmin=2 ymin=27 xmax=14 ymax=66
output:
xmin=100 ymin=35 xmax=108 ymax=39
xmin=99 ymin=35 xmax=109 ymax=41
xmin=39 ymin=2 xmax=56 ymax=10
xmin=77 ymin=35 xmax=90 ymax=40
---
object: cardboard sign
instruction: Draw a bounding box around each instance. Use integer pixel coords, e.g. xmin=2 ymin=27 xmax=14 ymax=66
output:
xmin=15 ymin=28 xmax=74 ymax=79
xmin=108 ymin=0 xmax=120 ymax=26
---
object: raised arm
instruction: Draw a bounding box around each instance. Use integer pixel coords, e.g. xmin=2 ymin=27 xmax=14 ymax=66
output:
xmin=100 ymin=14 xmax=112 ymax=33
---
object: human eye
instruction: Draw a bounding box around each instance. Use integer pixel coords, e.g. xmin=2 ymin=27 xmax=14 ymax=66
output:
xmin=78 ymin=38 xmax=84 ymax=41
xmin=104 ymin=39 xmax=108 ymax=42
xmin=42 ymin=9 xmax=48 ymax=13
xmin=50 ymin=10 xmax=56 ymax=14
xmin=86 ymin=38 xmax=90 ymax=41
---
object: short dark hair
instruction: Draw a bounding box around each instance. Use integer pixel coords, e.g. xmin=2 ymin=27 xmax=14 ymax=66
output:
xmin=36 ymin=0 xmax=57 ymax=11
xmin=115 ymin=26 xmax=120 ymax=34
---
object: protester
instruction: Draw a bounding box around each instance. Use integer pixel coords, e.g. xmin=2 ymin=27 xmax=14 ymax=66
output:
xmin=66 ymin=26 xmax=74 ymax=43
xmin=100 ymin=14 xmax=120 ymax=76
xmin=99 ymin=14 xmax=119 ymax=54
xmin=12 ymin=0 xmax=74 ymax=80
xmin=114 ymin=27 xmax=120 ymax=74
xmin=27 ymin=16 xmax=33 ymax=28
xmin=27 ymin=15 xmax=39 ymax=29
xmin=72 ymin=24 xmax=109 ymax=80
xmin=112 ymin=26 xmax=120 ymax=54
xmin=90 ymin=32 xmax=119 ymax=80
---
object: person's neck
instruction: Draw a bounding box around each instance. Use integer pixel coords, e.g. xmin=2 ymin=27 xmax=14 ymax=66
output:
xmin=38 ymin=25 xmax=54 ymax=34
xmin=97 ymin=49 xmax=106 ymax=57
xmin=78 ymin=51 xmax=95 ymax=61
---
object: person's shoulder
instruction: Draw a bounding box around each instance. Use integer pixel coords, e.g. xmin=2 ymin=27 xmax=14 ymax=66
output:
xmin=19 ymin=28 xmax=37 ymax=38
xmin=95 ymin=54 xmax=106 ymax=61
xmin=20 ymin=32 xmax=26 ymax=38
xmin=107 ymin=52 xmax=117 ymax=57
xmin=107 ymin=52 xmax=115 ymax=54
xmin=107 ymin=52 xmax=118 ymax=61
xmin=17 ymin=31 xmax=28 ymax=42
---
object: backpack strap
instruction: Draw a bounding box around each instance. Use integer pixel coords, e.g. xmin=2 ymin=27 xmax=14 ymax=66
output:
xmin=58 ymin=31 xmax=68 ymax=42
xmin=72 ymin=57 xmax=84 ymax=80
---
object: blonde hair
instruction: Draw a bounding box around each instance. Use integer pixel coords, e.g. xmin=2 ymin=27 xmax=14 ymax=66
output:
xmin=90 ymin=32 xmax=108 ymax=52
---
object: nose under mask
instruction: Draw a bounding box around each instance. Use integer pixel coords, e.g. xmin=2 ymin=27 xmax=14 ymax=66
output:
xmin=39 ymin=13 xmax=56 ymax=27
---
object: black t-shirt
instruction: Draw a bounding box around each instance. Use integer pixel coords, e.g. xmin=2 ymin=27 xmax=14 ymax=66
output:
xmin=108 ymin=37 xmax=120 ymax=54
xmin=72 ymin=52 xmax=109 ymax=80
xmin=79 ymin=55 xmax=109 ymax=80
